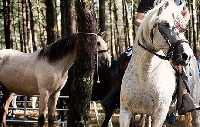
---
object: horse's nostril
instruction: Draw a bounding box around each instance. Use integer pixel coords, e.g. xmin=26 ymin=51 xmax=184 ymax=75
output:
xmin=182 ymin=53 xmax=188 ymax=60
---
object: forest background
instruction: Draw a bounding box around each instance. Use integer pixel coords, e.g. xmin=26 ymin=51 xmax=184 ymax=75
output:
xmin=0 ymin=0 xmax=200 ymax=60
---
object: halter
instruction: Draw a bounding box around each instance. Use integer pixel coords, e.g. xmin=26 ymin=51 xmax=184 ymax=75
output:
xmin=77 ymin=32 xmax=109 ymax=84
xmin=138 ymin=13 xmax=189 ymax=61
xmin=77 ymin=32 xmax=108 ymax=53
xmin=96 ymin=49 xmax=109 ymax=84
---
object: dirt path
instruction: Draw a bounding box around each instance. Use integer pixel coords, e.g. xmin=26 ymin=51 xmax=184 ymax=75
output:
xmin=6 ymin=102 xmax=186 ymax=127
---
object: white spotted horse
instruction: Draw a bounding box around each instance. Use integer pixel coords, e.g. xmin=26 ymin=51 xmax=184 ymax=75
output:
xmin=0 ymin=33 xmax=111 ymax=127
xmin=120 ymin=0 xmax=199 ymax=127
xmin=102 ymin=47 xmax=200 ymax=127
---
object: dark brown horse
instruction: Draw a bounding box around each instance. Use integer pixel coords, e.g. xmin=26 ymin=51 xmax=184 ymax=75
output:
xmin=101 ymin=46 xmax=133 ymax=127
xmin=57 ymin=59 xmax=118 ymax=126
xmin=57 ymin=46 xmax=133 ymax=127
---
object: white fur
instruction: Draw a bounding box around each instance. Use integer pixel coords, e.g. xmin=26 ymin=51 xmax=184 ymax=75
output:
xmin=120 ymin=1 xmax=193 ymax=126
xmin=188 ymin=56 xmax=200 ymax=126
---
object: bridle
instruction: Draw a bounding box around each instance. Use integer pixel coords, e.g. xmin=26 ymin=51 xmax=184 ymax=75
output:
xmin=138 ymin=13 xmax=188 ymax=61
xmin=98 ymin=49 xmax=108 ymax=54
xmin=77 ymin=32 xmax=109 ymax=84
xmin=96 ymin=42 xmax=109 ymax=84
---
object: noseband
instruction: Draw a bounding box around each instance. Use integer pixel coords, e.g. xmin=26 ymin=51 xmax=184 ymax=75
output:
xmin=98 ymin=49 xmax=108 ymax=53
xmin=138 ymin=14 xmax=189 ymax=60
xmin=157 ymin=23 xmax=189 ymax=58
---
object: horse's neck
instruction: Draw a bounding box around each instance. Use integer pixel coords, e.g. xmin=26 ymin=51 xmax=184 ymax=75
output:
xmin=131 ymin=43 xmax=170 ymax=74
xmin=132 ymin=43 xmax=154 ymax=65
xmin=51 ymin=50 xmax=77 ymax=72
xmin=133 ymin=26 xmax=165 ymax=66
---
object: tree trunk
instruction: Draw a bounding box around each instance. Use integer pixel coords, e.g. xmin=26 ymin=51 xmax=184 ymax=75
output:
xmin=45 ymin=0 xmax=57 ymax=45
xmin=122 ymin=0 xmax=130 ymax=49
xmin=67 ymin=0 xmax=97 ymax=127
xmin=28 ymin=0 xmax=37 ymax=51
xmin=99 ymin=0 xmax=105 ymax=32
xmin=17 ymin=0 xmax=23 ymax=51
xmin=25 ymin=0 xmax=32 ymax=53
xmin=22 ymin=0 xmax=27 ymax=52
xmin=60 ymin=0 xmax=75 ymax=37
xmin=36 ymin=0 xmax=45 ymax=47
xmin=109 ymin=0 xmax=115 ymax=59
xmin=113 ymin=0 xmax=120 ymax=58
xmin=191 ymin=0 xmax=197 ymax=56
xmin=3 ymin=0 xmax=12 ymax=49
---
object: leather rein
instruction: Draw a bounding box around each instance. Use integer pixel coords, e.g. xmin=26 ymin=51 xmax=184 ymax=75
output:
xmin=138 ymin=14 xmax=188 ymax=61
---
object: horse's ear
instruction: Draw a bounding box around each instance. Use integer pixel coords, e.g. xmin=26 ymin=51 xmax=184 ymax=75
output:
xmin=97 ymin=31 xmax=106 ymax=38
xmin=157 ymin=0 xmax=169 ymax=16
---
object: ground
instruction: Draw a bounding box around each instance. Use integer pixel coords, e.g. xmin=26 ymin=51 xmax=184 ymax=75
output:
xmin=5 ymin=102 xmax=188 ymax=127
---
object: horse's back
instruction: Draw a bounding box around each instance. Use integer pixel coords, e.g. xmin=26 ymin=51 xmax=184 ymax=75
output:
xmin=0 ymin=49 xmax=21 ymax=59
xmin=0 ymin=49 xmax=43 ymax=95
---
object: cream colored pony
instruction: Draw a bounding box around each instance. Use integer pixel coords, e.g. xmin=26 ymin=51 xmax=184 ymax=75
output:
xmin=120 ymin=0 xmax=194 ymax=126
xmin=0 ymin=33 xmax=111 ymax=127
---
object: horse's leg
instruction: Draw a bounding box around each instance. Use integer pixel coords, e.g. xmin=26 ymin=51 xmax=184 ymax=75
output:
xmin=139 ymin=114 xmax=146 ymax=127
xmin=47 ymin=91 xmax=60 ymax=127
xmin=192 ymin=110 xmax=200 ymax=127
xmin=11 ymin=95 xmax=17 ymax=108
xmin=31 ymin=97 xmax=37 ymax=108
xmin=101 ymin=105 xmax=114 ymax=127
xmin=151 ymin=110 xmax=167 ymax=127
xmin=10 ymin=95 xmax=17 ymax=118
xmin=0 ymin=85 xmax=13 ymax=127
xmin=146 ymin=115 xmax=151 ymax=127
xmin=119 ymin=106 xmax=132 ymax=127
xmin=101 ymin=90 xmax=120 ymax=127
xmin=129 ymin=116 xmax=136 ymax=127
xmin=38 ymin=92 xmax=49 ymax=127
xmin=57 ymin=98 xmax=66 ymax=127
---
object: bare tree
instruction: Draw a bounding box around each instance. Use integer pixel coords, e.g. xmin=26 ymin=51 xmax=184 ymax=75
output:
xmin=3 ymin=0 xmax=12 ymax=49
xmin=28 ymin=0 xmax=37 ymax=51
xmin=60 ymin=0 xmax=76 ymax=37
xmin=67 ymin=0 xmax=97 ymax=126
xmin=45 ymin=0 xmax=57 ymax=45
xmin=99 ymin=0 xmax=106 ymax=32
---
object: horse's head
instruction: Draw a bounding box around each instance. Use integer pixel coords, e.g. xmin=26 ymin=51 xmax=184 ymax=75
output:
xmin=138 ymin=0 xmax=193 ymax=66
xmin=96 ymin=33 xmax=111 ymax=69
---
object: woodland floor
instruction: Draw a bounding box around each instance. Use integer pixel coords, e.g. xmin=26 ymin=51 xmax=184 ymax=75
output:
xmin=6 ymin=102 xmax=186 ymax=127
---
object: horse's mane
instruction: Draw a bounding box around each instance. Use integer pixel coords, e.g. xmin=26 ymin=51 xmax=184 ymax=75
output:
xmin=135 ymin=0 xmax=181 ymax=43
xmin=37 ymin=33 xmax=78 ymax=62
xmin=134 ymin=1 xmax=164 ymax=43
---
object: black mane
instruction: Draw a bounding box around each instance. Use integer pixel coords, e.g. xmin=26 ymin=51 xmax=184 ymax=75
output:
xmin=37 ymin=33 xmax=78 ymax=62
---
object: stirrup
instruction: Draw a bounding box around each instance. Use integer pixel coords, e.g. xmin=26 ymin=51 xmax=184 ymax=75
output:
xmin=178 ymin=93 xmax=200 ymax=115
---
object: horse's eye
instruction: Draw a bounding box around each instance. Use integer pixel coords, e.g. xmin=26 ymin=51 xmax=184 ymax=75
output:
xmin=97 ymin=42 xmax=100 ymax=46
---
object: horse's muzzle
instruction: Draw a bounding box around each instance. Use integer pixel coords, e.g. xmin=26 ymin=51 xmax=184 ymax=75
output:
xmin=99 ymin=59 xmax=111 ymax=70
xmin=171 ymin=40 xmax=191 ymax=66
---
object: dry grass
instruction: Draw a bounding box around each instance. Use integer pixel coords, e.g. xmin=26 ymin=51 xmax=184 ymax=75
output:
xmin=6 ymin=102 xmax=186 ymax=127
